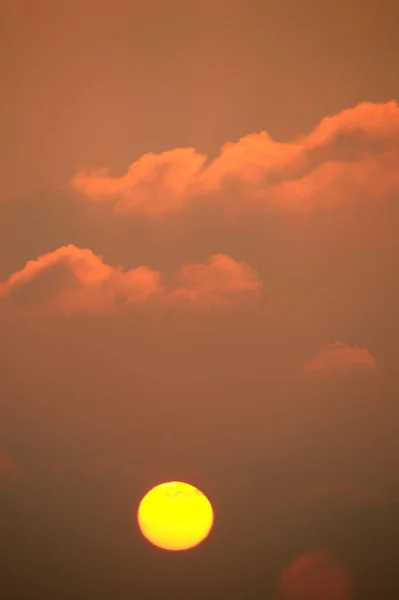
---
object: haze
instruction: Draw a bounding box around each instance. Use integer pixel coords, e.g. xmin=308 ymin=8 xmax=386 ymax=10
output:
xmin=1 ymin=1 xmax=399 ymax=598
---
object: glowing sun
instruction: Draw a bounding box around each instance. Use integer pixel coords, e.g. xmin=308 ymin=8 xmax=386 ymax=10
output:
xmin=137 ymin=481 xmax=214 ymax=551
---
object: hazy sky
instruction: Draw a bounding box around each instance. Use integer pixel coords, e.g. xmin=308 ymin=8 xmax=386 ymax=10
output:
xmin=1 ymin=1 xmax=399 ymax=598
xmin=1 ymin=0 xmax=398 ymax=198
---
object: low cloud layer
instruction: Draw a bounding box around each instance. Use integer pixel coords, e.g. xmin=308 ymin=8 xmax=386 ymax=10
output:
xmin=302 ymin=342 xmax=377 ymax=374
xmin=0 ymin=245 xmax=261 ymax=316
xmin=72 ymin=101 xmax=399 ymax=216
xmin=277 ymin=551 xmax=353 ymax=600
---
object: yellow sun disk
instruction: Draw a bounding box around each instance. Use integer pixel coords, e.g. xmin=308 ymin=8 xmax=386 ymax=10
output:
xmin=137 ymin=481 xmax=214 ymax=551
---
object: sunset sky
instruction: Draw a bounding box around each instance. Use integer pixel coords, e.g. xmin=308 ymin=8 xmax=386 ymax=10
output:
xmin=1 ymin=1 xmax=399 ymax=598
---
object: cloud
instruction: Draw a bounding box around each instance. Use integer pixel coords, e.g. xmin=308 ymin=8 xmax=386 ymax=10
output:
xmin=276 ymin=551 xmax=353 ymax=600
xmin=0 ymin=245 xmax=261 ymax=316
xmin=72 ymin=101 xmax=399 ymax=216
xmin=302 ymin=342 xmax=377 ymax=374
xmin=305 ymin=101 xmax=399 ymax=155
xmin=72 ymin=148 xmax=207 ymax=216
xmin=169 ymin=253 xmax=262 ymax=310
xmin=0 ymin=244 xmax=163 ymax=316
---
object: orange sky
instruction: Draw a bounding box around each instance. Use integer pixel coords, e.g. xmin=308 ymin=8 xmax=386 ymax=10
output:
xmin=1 ymin=1 xmax=399 ymax=598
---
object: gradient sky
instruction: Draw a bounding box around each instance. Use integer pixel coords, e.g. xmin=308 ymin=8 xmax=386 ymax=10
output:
xmin=1 ymin=1 xmax=399 ymax=599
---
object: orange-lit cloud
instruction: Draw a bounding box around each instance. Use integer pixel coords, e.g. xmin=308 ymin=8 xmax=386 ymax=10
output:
xmin=169 ymin=253 xmax=261 ymax=310
xmin=0 ymin=245 xmax=163 ymax=316
xmin=302 ymin=342 xmax=377 ymax=373
xmin=72 ymin=148 xmax=207 ymax=216
xmin=72 ymin=101 xmax=399 ymax=215
xmin=0 ymin=245 xmax=261 ymax=315
xmin=277 ymin=551 xmax=353 ymax=600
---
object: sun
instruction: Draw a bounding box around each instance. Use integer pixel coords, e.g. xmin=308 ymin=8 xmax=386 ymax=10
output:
xmin=137 ymin=481 xmax=214 ymax=551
